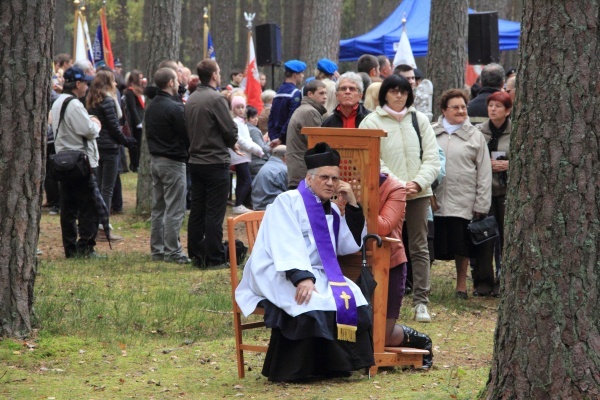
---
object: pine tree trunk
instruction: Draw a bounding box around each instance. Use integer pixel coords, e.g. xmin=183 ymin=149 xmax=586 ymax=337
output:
xmin=426 ymin=0 xmax=467 ymax=120
xmin=136 ymin=0 xmax=182 ymax=214
xmin=485 ymin=1 xmax=600 ymax=398
xmin=0 ymin=0 xmax=54 ymax=338
xmin=379 ymin=0 xmax=401 ymax=22
xmin=301 ymin=0 xmax=343 ymax=68
xmin=54 ymin=0 xmax=67 ymax=53
xmin=113 ymin=0 xmax=130 ymax=69
xmin=211 ymin=0 xmax=236 ymax=78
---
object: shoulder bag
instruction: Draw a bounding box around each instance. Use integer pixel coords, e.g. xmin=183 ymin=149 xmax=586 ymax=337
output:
xmin=49 ymin=97 xmax=91 ymax=182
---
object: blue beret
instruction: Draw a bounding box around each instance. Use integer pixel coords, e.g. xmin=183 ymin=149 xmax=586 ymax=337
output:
xmin=317 ymin=58 xmax=338 ymax=75
xmin=284 ymin=59 xmax=306 ymax=73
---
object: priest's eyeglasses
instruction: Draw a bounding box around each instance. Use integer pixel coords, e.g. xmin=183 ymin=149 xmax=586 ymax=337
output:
xmin=313 ymin=174 xmax=340 ymax=183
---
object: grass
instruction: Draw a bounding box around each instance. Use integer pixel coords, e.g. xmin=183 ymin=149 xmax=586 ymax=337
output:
xmin=0 ymin=173 xmax=498 ymax=399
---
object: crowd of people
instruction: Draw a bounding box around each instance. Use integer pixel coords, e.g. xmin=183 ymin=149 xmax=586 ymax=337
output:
xmin=46 ymin=51 xmax=514 ymax=382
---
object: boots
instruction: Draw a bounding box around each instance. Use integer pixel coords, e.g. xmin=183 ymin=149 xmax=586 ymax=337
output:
xmin=400 ymin=325 xmax=433 ymax=370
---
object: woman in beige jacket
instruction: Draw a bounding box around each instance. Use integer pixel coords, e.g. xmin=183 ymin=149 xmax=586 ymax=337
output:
xmin=360 ymin=74 xmax=440 ymax=322
xmin=432 ymin=89 xmax=492 ymax=299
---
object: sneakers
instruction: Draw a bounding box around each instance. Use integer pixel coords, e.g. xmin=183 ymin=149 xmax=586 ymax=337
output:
xmin=49 ymin=206 xmax=60 ymax=215
xmin=232 ymin=205 xmax=252 ymax=214
xmin=151 ymin=254 xmax=165 ymax=261
xmin=97 ymin=231 xmax=124 ymax=242
xmin=414 ymin=304 xmax=431 ymax=323
xmin=165 ymin=255 xmax=192 ymax=264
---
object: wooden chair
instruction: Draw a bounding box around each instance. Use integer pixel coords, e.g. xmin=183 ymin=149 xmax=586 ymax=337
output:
xmin=302 ymin=127 xmax=429 ymax=376
xmin=228 ymin=211 xmax=267 ymax=378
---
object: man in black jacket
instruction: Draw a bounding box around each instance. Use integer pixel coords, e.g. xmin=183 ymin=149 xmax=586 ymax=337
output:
xmin=322 ymin=72 xmax=370 ymax=128
xmin=145 ymin=68 xmax=191 ymax=264
xmin=467 ymin=63 xmax=505 ymax=124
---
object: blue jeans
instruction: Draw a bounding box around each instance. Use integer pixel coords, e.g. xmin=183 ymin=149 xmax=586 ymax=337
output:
xmin=188 ymin=163 xmax=230 ymax=265
xmin=150 ymin=156 xmax=187 ymax=258
xmin=97 ymin=150 xmax=120 ymax=214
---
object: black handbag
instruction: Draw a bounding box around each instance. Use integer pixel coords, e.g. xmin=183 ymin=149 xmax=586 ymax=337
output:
xmin=49 ymin=150 xmax=90 ymax=181
xmin=48 ymin=96 xmax=91 ymax=182
xmin=467 ymin=216 xmax=499 ymax=245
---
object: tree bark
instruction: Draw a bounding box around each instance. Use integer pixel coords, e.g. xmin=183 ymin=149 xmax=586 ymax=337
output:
xmin=113 ymin=0 xmax=130 ymax=70
xmin=379 ymin=0 xmax=401 ymax=23
xmin=136 ymin=0 xmax=182 ymax=214
xmin=301 ymin=0 xmax=343 ymax=68
xmin=0 ymin=0 xmax=54 ymax=338
xmin=211 ymin=0 xmax=236 ymax=80
xmin=54 ymin=0 xmax=67 ymax=54
xmin=426 ymin=0 xmax=467 ymax=120
xmin=485 ymin=1 xmax=600 ymax=398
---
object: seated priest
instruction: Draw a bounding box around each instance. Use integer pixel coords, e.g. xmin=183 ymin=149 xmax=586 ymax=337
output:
xmin=235 ymin=142 xmax=374 ymax=382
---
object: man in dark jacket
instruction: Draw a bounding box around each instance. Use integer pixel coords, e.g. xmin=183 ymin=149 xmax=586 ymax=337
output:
xmin=322 ymin=72 xmax=371 ymax=129
xmin=145 ymin=68 xmax=191 ymax=264
xmin=467 ymin=63 xmax=505 ymax=124
xmin=286 ymin=80 xmax=328 ymax=189
xmin=185 ymin=59 xmax=239 ymax=267
xmin=267 ymin=59 xmax=305 ymax=147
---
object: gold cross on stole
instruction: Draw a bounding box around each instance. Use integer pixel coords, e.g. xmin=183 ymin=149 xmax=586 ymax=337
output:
xmin=340 ymin=291 xmax=352 ymax=309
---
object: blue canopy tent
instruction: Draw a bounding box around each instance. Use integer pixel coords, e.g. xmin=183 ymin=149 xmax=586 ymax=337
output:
xmin=339 ymin=0 xmax=520 ymax=61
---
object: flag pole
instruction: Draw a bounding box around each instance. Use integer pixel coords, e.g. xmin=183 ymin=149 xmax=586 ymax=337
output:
xmin=203 ymin=7 xmax=209 ymax=60
xmin=73 ymin=0 xmax=80 ymax=58
xmin=244 ymin=12 xmax=255 ymax=65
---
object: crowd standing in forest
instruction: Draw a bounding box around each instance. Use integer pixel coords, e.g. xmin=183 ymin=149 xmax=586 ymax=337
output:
xmin=47 ymin=51 xmax=513 ymax=381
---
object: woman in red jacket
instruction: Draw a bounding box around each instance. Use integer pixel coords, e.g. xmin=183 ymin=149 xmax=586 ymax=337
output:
xmin=378 ymin=173 xmax=433 ymax=369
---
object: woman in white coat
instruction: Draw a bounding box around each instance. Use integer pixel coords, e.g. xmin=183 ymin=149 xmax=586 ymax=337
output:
xmin=359 ymin=74 xmax=440 ymax=323
xmin=229 ymin=95 xmax=264 ymax=214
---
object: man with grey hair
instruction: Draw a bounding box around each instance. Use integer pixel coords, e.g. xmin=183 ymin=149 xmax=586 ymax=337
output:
xmin=73 ymin=59 xmax=96 ymax=77
xmin=322 ymin=72 xmax=371 ymax=129
xmin=467 ymin=63 xmax=505 ymax=124
xmin=251 ymin=145 xmax=287 ymax=211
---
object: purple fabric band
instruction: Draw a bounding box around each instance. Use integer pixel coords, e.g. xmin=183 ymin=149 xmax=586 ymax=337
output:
xmin=298 ymin=180 xmax=358 ymax=335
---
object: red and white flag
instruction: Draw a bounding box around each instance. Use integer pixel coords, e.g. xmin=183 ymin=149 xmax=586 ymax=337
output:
xmin=244 ymin=34 xmax=263 ymax=114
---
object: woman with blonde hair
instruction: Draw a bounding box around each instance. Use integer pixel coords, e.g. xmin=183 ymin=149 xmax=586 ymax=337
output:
xmin=87 ymin=70 xmax=134 ymax=241
xmin=363 ymin=81 xmax=381 ymax=111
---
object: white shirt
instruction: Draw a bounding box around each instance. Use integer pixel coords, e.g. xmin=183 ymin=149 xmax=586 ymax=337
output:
xmin=51 ymin=94 xmax=100 ymax=168
xmin=235 ymin=189 xmax=368 ymax=317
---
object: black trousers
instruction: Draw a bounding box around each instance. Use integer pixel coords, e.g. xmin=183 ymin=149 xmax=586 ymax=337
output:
xmin=59 ymin=169 xmax=99 ymax=257
xmin=128 ymin=127 xmax=142 ymax=171
xmin=472 ymin=195 xmax=506 ymax=294
xmin=188 ymin=163 xmax=230 ymax=266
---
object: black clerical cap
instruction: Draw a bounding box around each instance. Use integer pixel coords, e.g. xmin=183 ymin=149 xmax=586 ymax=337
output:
xmin=304 ymin=142 xmax=340 ymax=170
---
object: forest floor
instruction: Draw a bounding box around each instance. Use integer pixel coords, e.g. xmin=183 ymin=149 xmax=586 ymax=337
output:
xmin=0 ymin=172 xmax=498 ymax=399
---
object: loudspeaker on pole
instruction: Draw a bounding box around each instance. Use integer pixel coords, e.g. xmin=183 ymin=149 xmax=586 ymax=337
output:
xmin=468 ymin=12 xmax=500 ymax=65
xmin=255 ymin=23 xmax=282 ymax=67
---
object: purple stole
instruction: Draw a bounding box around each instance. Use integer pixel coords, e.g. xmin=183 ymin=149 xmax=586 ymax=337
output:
xmin=298 ymin=180 xmax=358 ymax=342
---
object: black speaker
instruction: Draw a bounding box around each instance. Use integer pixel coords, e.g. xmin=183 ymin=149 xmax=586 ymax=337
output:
xmin=255 ymin=23 xmax=282 ymax=66
xmin=468 ymin=12 xmax=500 ymax=65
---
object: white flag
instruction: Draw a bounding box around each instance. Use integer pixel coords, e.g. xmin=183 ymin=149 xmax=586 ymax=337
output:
xmin=393 ymin=29 xmax=416 ymax=68
xmin=74 ymin=13 xmax=88 ymax=63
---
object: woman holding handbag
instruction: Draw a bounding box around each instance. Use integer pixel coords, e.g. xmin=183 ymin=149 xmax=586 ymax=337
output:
xmin=432 ymin=89 xmax=492 ymax=299
xmin=472 ymin=91 xmax=513 ymax=297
